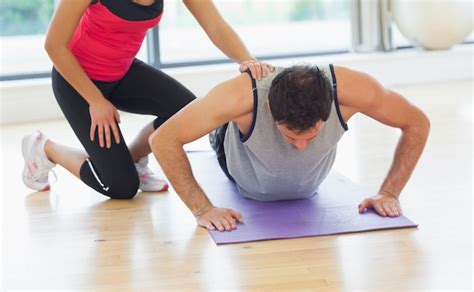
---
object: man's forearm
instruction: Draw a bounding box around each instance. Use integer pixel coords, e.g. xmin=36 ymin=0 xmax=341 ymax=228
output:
xmin=379 ymin=123 xmax=430 ymax=198
xmin=151 ymin=137 xmax=213 ymax=216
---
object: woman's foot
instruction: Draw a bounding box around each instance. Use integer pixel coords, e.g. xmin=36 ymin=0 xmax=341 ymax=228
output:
xmin=21 ymin=131 xmax=56 ymax=191
xmin=135 ymin=156 xmax=169 ymax=192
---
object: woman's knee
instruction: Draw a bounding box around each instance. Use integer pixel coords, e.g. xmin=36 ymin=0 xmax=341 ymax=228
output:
xmin=81 ymin=159 xmax=139 ymax=199
xmin=97 ymin=168 xmax=140 ymax=199
xmin=104 ymin=177 xmax=139 ymax=199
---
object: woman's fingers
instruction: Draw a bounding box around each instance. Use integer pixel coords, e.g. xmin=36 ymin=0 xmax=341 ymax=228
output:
xmin=110 ymin=122 xmax=120 ymax=145
xmin=104 ymin=124 xmax=111 ymax=148
xmin=90 ymin=122 xmax=97 ymax=142
xmin=255 ymin=63 xmax=263 ymax=80
xmin=94 ymin=117 xmax=120 ymax=148
xmin=252 ymin=62 xmax=263 ymax=80
xmin=98 ymin=123 xmax=104 ymax=147
xmin=115 ymin=110 xmax=121 ymax=124
xmin=247 ymin=62 xmax=257 ymax=79
xmin=240 ymin=60 xmax=274 ymax=79
xmin=266 ymin=62 xmax=275 ymax=72
xmin=261 ymin=64 xmax=269 ymax=78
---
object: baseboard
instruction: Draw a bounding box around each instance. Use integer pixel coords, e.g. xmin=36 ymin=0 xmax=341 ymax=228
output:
xmin=1 ymin=44 xmax=472 ymax=125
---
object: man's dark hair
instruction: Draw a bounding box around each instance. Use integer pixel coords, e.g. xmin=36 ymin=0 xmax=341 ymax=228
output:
xmin=268 ymin=65 xmax=333 ymax=133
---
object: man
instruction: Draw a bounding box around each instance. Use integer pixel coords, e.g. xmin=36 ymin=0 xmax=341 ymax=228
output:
xmin=149 ymin=64 xmax=430 ymax=232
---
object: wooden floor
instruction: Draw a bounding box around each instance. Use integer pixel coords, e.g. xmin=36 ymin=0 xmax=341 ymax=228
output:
xmin=1 ymin=80 xmax=472 ymax=291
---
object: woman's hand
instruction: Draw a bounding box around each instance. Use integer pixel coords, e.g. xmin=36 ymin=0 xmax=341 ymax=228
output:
xmin=239 ymin=60 xmax=274 ymax=80
xmin=89 ymin=98 xmax=121 ymax=148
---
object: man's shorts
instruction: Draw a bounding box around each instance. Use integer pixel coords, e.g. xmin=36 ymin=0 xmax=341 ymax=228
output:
xmin=209 ymin=123 xmax=235 ymax=183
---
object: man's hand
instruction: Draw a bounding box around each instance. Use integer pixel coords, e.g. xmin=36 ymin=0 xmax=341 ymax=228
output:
xmin=196 ymin=207 xmax=244 ymax=231
xmin=358 ymin=193 xmax=402 ymax=217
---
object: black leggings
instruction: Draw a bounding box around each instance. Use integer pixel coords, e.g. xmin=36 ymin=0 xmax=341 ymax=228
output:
xmin=52 ymin=59 xmax=196 ymax=199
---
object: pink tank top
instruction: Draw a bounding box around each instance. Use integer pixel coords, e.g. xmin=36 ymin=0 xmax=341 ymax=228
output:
xmin=69 ymin=1 xmax=163 ymax=81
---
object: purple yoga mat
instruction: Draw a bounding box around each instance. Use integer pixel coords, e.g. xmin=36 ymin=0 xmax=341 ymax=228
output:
xmin=188 ymin=151 xmax=417 ymax=245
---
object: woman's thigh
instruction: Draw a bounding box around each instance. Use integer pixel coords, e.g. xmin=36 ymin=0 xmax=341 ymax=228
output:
xmin=110 ymin=59 xmax=197 ymax=121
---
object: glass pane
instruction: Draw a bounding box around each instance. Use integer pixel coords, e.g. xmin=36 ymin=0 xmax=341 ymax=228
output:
xmin=0 ymin=0 xmax=148 ymax=78
xmin=137 ymin=36 xmax=148 ymax=61
xmin=0 ymin=0 xmax=55 ymax=76
xmin=159 ymin=0 xmax=351 ymax=64
xmin=391 ymin=24 xmax=412 ymax=48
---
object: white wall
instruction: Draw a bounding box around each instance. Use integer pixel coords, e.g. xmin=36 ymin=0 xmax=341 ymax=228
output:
xmin=0 ymin=44 xmax=472 ymax=125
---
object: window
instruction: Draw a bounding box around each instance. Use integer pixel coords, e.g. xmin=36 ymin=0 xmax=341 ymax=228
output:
xmin=0 ymin=0 xmax=55 ymax=77
xmin=0 ymin=0 xmax=148 ymax=79
xmin=158 ymin=0 xmax=351 ymax=65
xmin=1 ymin=0 xmax=469 ymax=80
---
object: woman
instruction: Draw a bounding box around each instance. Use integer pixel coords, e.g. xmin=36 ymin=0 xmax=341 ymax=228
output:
xmin=21 ymin=0 xmax=273 ymax=199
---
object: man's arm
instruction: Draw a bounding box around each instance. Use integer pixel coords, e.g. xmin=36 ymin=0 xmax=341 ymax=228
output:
xmin=336 ymin=66 xmax=430 ymax=217
xmin=149 ymin=73 xmax=254 ymax=231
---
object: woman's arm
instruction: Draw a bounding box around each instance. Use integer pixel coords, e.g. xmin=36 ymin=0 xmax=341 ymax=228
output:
xmin=45 ymin=0 xmax=103 ymax=106
xmin=183 ymin=0 xmax=273 ymax=79
xmin=45 ymin=0 xmax=121 ymax=148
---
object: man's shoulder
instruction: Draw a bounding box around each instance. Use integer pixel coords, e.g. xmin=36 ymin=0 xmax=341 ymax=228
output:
xmin=220 ymin=73 xmax=255 ymax=117
xmin=332 ymin=65 xmax=379 ymax=121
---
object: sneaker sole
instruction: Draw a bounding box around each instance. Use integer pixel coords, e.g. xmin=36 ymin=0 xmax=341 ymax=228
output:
xmin=140 ymin=183 xmax=169 ymax=192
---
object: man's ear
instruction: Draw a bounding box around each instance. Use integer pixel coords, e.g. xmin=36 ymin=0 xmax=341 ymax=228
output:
xmin=315 ymin=120 xmax=324 ymax=131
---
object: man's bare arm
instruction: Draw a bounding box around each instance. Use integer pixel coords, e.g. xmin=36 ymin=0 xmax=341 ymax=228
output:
xmin=336 ymin=66 xmax=430 ymax=217
xmin=149 ymin=73 xmax=254 ymax=230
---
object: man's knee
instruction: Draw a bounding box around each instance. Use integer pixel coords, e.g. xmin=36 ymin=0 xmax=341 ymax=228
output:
xmin=209 ymin=123 xmax=228 ymax=153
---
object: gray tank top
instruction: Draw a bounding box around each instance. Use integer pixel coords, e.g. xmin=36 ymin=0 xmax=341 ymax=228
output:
xmin=223 ymin=64 xmax=348 ymax=201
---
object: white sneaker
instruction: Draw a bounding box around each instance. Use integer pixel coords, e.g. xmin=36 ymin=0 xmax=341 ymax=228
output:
xmin=22 ymin=131 xmax=56 ymax=191
xmin=135 ymin=156 xmax=169 ymax=192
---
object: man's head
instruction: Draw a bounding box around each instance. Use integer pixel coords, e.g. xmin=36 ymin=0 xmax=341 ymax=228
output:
xmin=268 ymin=65 xmax=333 ymax=150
